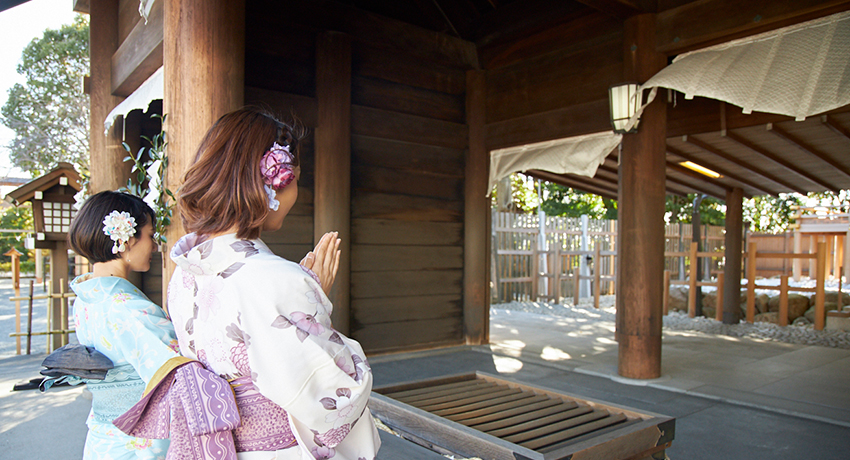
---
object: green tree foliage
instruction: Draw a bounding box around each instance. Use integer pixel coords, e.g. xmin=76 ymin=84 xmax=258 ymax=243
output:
xmin=0 ymin=205 xmax=34 ymax=271
xmin=743 ymin=194 xmax=803 ymax=233
xmin=541 ymin=182 xmax=617 ymax=219
xmin=665 ymin=194 xmax=726 ymax=226
xmin=1 ymin=15 xmax=90 ymax=177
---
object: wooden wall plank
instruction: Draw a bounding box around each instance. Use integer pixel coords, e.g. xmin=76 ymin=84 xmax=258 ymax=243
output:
xmin=352 ymin=245 xmax=463 ymax=272
xmin=259 ymin=0 xmax=478 ymax=69
xmin=352 ymin=164 xmax=463 ymax=201
xmin=352 ymin=76 xmax=465 ymax=123
xmin=111 ymin=0 xmax=163 ymax=96
xmin=480 ymin=10 xmax=621 ymax=70
xmin=245 ymin=50 xmax=316 ymax=98
xmin=352 ymin=43 xmax=467 ymax=95
xmin=486 ymin=38 xmax=622 ymax=124
xmin=351 ymin=270 xmax=463 ymax=299
xmin=656 ymin=0 xmax=850 ymax=54
xmin=351 ymin=192 xmax=463 ymax=222
xmin=244 ymin=87 xmax=318 ymax=127
xmin=352 ymin=219 xmax=463 ymax=246
xmin=352 ymin=105 xmax=467 ymax=149
xmin=315 ymin=31 xmax=352 ymax=334
xmin=117 ymin=0 xmax=140 ymax=43
xmin=352 ymin=295 xmax=462 ymax=325
xmin=263 ymin=243 xmax=313 ymax=264
xmin=485 ymin=99 xmax=611 ymax=150
xmin=352 ymin=136 xmax=464 ymax=176
xmin=352 ymin=318 xmax=463 ymax=351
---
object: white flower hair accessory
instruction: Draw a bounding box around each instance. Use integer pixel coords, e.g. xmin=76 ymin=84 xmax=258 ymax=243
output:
xmin=102 ymin=211 xmax=137 ymax=254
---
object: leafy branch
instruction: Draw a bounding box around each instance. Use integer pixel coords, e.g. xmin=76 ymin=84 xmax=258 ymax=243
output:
xmin=120 ymin=114 xmax=175 ymax=245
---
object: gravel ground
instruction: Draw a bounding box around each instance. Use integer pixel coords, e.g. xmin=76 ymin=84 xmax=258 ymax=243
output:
xmin=494 ymin=277 xmax=850 ymax=350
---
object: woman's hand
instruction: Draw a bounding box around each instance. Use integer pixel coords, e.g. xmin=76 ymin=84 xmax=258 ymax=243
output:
xmin=300 ymin=232 xmax=341 ymax=295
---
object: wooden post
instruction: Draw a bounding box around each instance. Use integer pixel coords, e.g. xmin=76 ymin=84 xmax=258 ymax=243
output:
xmin=574 ymin=263 xmax=581 ymax=307
xmin=163 ymin=0 xmax=246 ymax=309
xmin=616 ymin=13 xmax=666 ymax=380
xmin=26 ymin=280 xmax=34 ymax=355
xmin=688 ymin=241 xmax=698 ymax=318
xmin=815 ymin=241 xmax=826 ymax=330
xmin=779 ymin=274 xmax=789 ymax=327
xmin=531 ymin=240 xmax=539 ymax=301
xmin=594 ymin=246 xmax=601 ymax=309
xmin=723 ymin=187 xmax=744 ymax=324
xmin=5 ymin=248 xmax=22 ymax=354
xmin=746 ymin=242 xmax=757 ymax=323
xmin=662 ymin=270 xmax=670 ymax=315
xmin=838 ymin=267 xmax=844 ymax=309
xmin=809 ymin=235 xmax=816 ymax=279
xmin=59 ymin=279 xmax=68 ymax=346
xmin=49 ymin=245 xmax=68 ymax=352
xmin=844 ymin=229 xmax=850 ymax=283
xmin=715 ymin=273 xmax=724 ymax=321
xmin=314 ymin=31 xmax=352 ymax=333
xmin=554 ymin=246 xmax=562 ymax=303
xmin=89 ymin=0 xmax=128 ymax=193
xmin=793 ymin=230 xmax=802 ymax=281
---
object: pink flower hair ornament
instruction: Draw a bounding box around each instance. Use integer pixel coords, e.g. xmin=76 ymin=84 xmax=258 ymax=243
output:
xmin=260 ymin=142 xmax=296 ymax=211
xmin=260 ymin=142 xmax=296 ymax=190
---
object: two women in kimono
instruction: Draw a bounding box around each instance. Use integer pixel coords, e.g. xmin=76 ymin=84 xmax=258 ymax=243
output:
xmin=166 ymin=107 xmax=381 ymax=459
xmin=68 ymin=191 xmax=180 ymax=459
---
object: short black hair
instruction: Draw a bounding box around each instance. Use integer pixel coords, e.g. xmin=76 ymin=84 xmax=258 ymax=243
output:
xmin=68 ymin=191 xmax=155 ymax=263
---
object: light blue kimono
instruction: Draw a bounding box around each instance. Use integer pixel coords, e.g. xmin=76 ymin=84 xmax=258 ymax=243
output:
xmin=71 ymin=273 xmax=179 ymax=460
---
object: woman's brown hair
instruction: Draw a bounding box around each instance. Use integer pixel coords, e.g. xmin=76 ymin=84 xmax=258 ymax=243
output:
xmin=69 ymin=191 xmax=155 ymax=263
xmin=178 ymin=107 xmax=302 ymax=240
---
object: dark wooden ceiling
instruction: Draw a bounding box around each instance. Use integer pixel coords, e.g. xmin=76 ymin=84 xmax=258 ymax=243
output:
xmin=344 ymin=0 xmax=850 ymax=200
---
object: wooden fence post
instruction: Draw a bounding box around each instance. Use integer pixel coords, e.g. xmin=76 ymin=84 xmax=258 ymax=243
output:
xmin=715 ymin=272 xmax=724 ymax=321
xmin=594 ymin=246 xmax=601 ymax=309
xmin=747 ymin=242 xmax=757 ymax=323
xmin=574 ymin=264 xmax=581 ymax=306
xmin=688 ymin=241 xmax=698 ymax=318
xmin=531 ymin=239 xmax=539 ymax=302
xmin=779 ymin=274 xmax=789 ymax=327
xmin=815 ymin=241 xmax=826 ymax=330
xmin=4 ymin=248 xmax=22 ymax=354
xmin=554 ymin=246 xmax=561 ymax=303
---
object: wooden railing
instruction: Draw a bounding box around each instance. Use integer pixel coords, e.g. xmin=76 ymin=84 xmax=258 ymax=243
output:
xmin=8 ymin=279 xmax=75 ymax=354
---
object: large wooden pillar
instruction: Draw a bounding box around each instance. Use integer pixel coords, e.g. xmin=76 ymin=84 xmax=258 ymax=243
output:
xmin=616 ymin=14 xmax=667 ymax=380
xmin=163 ymin=0 xmax=245 ymax=303
xmin=722 ymin=187 xmax=744 ymax=324
xmin=89 ymin=0 xmax=127 ymax=192
xmin=314 ymin=32 xmax=352 ymax=334
xmin=464 ymin=70 xmax=489 ymax=345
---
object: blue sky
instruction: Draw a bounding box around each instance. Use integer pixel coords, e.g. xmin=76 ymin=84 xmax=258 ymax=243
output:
xmin=0 ymin=0 xmax=77 ymax=179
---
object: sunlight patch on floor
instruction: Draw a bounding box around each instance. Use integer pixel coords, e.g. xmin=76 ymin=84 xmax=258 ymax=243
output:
xmin=540 ymin=345 xmax=572 ymax=361
xmin=492 ymin=355 xmax=523 ymax=373
xmin=490 ymin=340 xmax=525 ymax=358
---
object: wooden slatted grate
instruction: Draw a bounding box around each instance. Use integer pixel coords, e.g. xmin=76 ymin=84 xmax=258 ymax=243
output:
xmin=370 ymin=372 xmax=674 ymax=460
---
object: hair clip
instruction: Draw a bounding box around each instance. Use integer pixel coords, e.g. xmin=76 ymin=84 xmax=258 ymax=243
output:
xmin=102 ymin=210 xmax=137 ymax=254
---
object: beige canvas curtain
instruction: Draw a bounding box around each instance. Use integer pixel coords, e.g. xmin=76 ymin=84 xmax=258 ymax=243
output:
xmin=488 ymin=131 xmax=622 ymax=194
xmin=641 ymin=10 xmax=850 ymax=121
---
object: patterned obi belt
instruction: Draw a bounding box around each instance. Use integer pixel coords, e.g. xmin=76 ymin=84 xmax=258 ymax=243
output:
xmin=113 ymin=358 xmax=296 ymax=459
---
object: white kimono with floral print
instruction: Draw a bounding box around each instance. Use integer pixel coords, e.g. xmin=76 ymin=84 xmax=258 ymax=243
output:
xmin=168 ymin=233 xmax=380 ymax=460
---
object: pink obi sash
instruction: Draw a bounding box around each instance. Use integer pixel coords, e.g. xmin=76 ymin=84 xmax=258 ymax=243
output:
xmin=113 ymin=359 xmax=296 ymax=459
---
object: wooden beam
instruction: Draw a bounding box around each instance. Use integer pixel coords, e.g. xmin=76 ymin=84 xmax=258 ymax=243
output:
xmin=683 ymin=135 xmax=807 ymax=195
xmin=722 ymin=130 xmax=839 ymax=193
xmin=572 ymin=0 xmax=641 ymax=20
xmin=617 ymin=13 xmax=666 ymax=380
xmin=526 ymin=170 xmax=619 ymax=201
xmin=315 ymin=31 xmax=352 ymax=335
xmin=656 ymin=0 xmax=850 ymax=55
xmin=822 ymin=115 xmax=850 ymax=142
xmin=163 ymin=0 xmax=245 ymax=309
xmin=664 ymin=171 xmax=725 ymax=199
xmin=111 ymin=0 xmax=163 ymax=96
xmin=666 ymin=145 xmax=775 ymax=196
xmin=89 ymin=0 xmax=128 ymax=193
xmin=464 ymin=70 xmax=489 ymax=345
xmin=722 ymin=187 xmax=744 ymax=324
xmin=767 ymin=123 xmax=850 ymax=181
xmin=485 ymin=99 xmax=611 ymax=150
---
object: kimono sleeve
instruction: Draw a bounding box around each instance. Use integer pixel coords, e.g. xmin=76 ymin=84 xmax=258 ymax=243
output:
xmin=104 ymin=294 xmax=180 ymax=383
xmin=240 ymin=266 xmax=376 ymax=453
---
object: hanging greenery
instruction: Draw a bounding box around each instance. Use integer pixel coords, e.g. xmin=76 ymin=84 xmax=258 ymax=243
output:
xmin=121 ymin=114 xmax=175 ymax=245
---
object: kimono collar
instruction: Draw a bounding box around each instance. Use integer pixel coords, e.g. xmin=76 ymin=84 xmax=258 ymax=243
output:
xmin=170 ymin=233 xmax=272 ymax=277
xmin=70 ymin=273 xmax=145 ymax=304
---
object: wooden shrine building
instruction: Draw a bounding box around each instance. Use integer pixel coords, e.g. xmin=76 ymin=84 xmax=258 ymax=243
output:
xmin=12 ymin=0 xmax=849 ymax=380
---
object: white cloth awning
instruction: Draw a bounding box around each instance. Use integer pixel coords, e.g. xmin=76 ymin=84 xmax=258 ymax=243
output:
xmin=103 ymin=66 xmax=163 ymax=134
xmin=488 ymin=131 xmax=622 ymax=195
xmin=642 ymin=10 xmax=850 ymax=121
